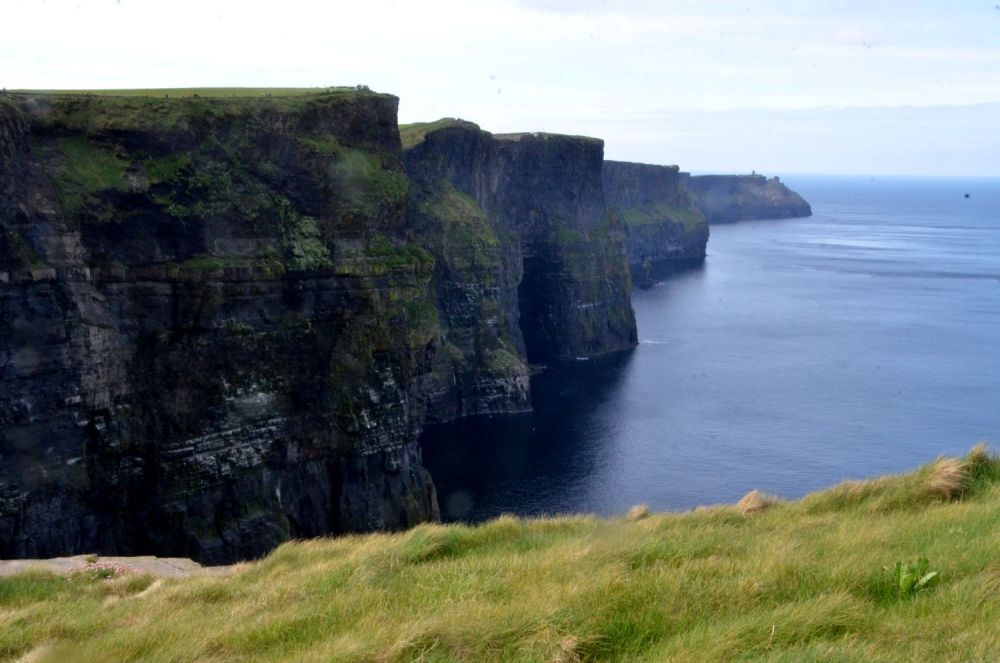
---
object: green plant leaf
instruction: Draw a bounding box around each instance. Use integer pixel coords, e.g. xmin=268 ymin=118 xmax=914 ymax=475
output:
xmin=900 ymin=570 xmax=916 ymax=594
xmin=916 ymin=571 xmax=938 ymax=589
xmin=916 ymin=557 xmax=930 ymax=576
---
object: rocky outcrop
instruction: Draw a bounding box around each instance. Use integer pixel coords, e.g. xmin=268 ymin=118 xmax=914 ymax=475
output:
xmin=603 ymin=161 xmax=708 ymax=279
xmin=402 ymin=120 xmax=637 ymax=419
xmin=683 ymin=174 xmax=811 ymax=223
xmin=1 ymin=91 xmax=440 ymax=563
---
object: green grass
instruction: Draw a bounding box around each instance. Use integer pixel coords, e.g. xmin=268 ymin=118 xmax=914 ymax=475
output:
xmin=11 ymin=87 xmax=364 ymax=98
xmin=618 ymin=203 xmax=707 ymax=232
xmin=10 ymin=88 xmax=389 ymax=138
xmin=333 ymin=148 xmax=410 ymax=216
xmin=399 ymin=118 xmax=480 ymax=149
xmin=2 ymin=446 xmax=1000 ymax=662
xmin=56 ymin=136 xmax=129 ymax=213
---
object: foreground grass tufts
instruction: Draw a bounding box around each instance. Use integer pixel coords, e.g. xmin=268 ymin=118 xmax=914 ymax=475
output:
xmin=736 ymin=489 xmax=781 ymax=515
xmin=1 ymin=445 xmax=999 ymax=661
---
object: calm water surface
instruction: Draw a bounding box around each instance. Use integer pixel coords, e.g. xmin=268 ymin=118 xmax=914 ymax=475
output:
xmin=422 ymin=176 xmax=1000 ymax=522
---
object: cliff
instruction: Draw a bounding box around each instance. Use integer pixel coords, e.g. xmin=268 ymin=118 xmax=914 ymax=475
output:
xmin=603 ymin=160 xmax=708 ymax=279
xmin=402 ymin=120 xmax=637 ymax=420
xmin=683 ymin=173 xmax=811 ymax=223
xmin=0 ymin=97 xmax=637 ymax=563
xmin=0 ymin=91 xmax=441 ymax=563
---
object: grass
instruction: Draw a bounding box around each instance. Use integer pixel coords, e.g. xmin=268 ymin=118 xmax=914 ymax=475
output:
xmin=618 ymin=203 xmax=707 ymax=232
xmin=9 ymin=88 xmax=391 ymax=138
xmin=2 ymin=445 xmax=999 ymax=662
xmin=56 ymin=136 xmax=129 ymax=212
xmin=399 ymin=118 xmax=480 ymax=149
xmin=10 ymin=87 xmax=365 ymax=98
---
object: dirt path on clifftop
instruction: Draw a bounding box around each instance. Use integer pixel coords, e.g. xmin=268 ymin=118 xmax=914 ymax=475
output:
xmin=0 ymin=555 xmax=234 ymax=578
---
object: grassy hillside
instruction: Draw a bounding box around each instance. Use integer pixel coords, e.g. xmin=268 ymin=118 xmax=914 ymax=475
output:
xmin=3 ymin=446 xmax=999 ymax=662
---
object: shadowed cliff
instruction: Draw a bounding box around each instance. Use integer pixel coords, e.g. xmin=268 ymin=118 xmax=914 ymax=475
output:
xmin=402 ymin=119 xmax=637 ymax=420
xmin=603 ymin=160 xmax=709 ymax=285
xmin=684 ymin=173 xmax=812 ymax=223
xmin=1 ymin=98 xmax=638 ymax=563
xmin=1 ymin=90 xmax=441 ymax=563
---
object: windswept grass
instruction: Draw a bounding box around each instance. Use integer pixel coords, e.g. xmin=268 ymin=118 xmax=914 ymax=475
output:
xmin=2 ymin=446 xmax=1000 ymax=662
xmin=11 ymin=87 xmax=361 ymax=98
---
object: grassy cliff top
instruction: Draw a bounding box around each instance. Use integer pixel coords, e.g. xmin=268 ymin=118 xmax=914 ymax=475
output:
xmin=3 ymin=446 xmax=999 ymax=662
xmin=9 ymin=87 xmax=381 ymax=98
xmin=397 ymin=119 xmax=604 ymax=151
xmin=5 ymin=88 xmax=397 ymax=122
xmin=494 ymin=131 xmax=603 ymax=145
xmin=4 ymin=87 xmax=400 ymax=138
xmin=399 ymin=118 xmax=482 ymax=149
xmin=605 ymin=160 xmax=681 ymax=172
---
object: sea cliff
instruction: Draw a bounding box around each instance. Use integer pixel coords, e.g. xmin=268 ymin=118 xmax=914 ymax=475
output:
xmin=0 ymin=96 xmax=637 ymax=562
xmin=684 ymin=173 xmax=812 ymax=223
xmin=0 ymin=90 xmax=443 ymax=563
xmin=603 ymin=160 xmax=709 ymax=282
xmin=402 ymin=119 xmax=637 ymax=420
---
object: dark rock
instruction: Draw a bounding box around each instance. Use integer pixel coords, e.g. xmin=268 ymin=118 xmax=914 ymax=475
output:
xmin=683 ymin=173 xmax=811 ymax=223
xmin=1 ymin=91 xmax=439 ymax=563
xmin=402 ymin=120 xmax=637 ymax=417
xmin=602 ymin=160 xmax=709 ymax=284
xmin=1 ymin=99 xmax=638 ymax=564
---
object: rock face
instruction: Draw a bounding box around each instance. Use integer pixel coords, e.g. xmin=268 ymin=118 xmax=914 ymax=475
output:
xmin=683 ymin=174 xmax=811 ymax=223
xmin=402 ymin=120 xmax=637 ymax=419
xmin=1 ymin=99 xmax=637 ymax=563
xmin=0 ymin=91 xmax=440 ymax=563
xmin=603 ymin=161 xmax=708 ymax=273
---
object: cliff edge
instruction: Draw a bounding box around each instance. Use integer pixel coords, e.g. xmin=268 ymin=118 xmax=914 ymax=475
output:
xmin=402 ymin=119 xmax=637 ymax=420
xmin=684 ymin=173 xmax=811 ymax=223
xmin=603 ymin=160 xmax=709 ymax=279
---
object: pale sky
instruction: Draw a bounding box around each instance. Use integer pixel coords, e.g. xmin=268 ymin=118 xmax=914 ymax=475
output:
xmin=4 ymin=0 xmax=1000 ymax=176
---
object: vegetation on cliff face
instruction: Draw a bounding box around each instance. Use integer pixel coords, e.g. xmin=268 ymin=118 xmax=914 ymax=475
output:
xmin=602 ymin=161 xmax=709 ymax=270
xmin=617 ymin=203 xmax=705 ymax=233
xmin=1 ymin=89 xmax=443 ymax=563
xmin=2 ymin=446 xmax=998 ymax=662
xmin=403 ymin=124 xmax=532 ymax=421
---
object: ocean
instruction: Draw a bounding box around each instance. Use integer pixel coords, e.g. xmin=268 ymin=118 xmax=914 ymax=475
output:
xmin=421 ymin=175 xmax=1000 ymax=522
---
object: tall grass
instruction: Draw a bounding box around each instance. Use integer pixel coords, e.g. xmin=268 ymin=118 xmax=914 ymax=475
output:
xmin=2 ymin=446 xmax=999 ymax=662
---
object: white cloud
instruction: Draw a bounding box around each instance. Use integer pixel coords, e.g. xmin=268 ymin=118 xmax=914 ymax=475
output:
xmin=2 ymin=0 xmax=999 ymax=174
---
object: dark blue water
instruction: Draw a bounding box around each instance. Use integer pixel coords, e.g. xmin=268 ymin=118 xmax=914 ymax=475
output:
xmin=422 ymin=176 xmax=1000 ymax=522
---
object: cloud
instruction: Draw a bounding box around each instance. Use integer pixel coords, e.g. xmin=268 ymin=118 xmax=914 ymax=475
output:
xmin=3 ymin=0 xmax=998 ymax=174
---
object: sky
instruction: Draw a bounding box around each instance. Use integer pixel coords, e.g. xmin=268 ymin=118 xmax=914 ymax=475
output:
xmin=3 ymin=0 xmax=1000 ymax=176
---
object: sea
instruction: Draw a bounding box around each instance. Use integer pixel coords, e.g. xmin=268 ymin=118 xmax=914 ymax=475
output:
xmin=421 ymin=175 xmax=1000 ymax=522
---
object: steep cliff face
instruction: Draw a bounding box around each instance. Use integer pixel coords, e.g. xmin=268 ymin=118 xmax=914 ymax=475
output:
xmin=0 ymin=91 xmax=439 ymax=563
xmin=1 ymin=97 xmax=641 ymax=563
xmin=603 ymin=161 xmax=708 ymax=274
xmin=683 ymin=174 xmax=811 ymax=223
xmin=401 ymin=120 xmax=530 ymax=422
xmin=402 ymin=120 xmax=636 ymax=417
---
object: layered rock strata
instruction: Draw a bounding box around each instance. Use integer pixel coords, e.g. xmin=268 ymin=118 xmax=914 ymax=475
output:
xmin=1 ymin=99 xmax=638 ymax=563
xmin=402 ymin=120 xmax=637 ymax=419
xmin=683 ymin=173 xmax=811 ymax=223
xmin=1 ymin=91 xmax=440 ymax=563
xmin=603 ymin=160 xmax=709 ymax=273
